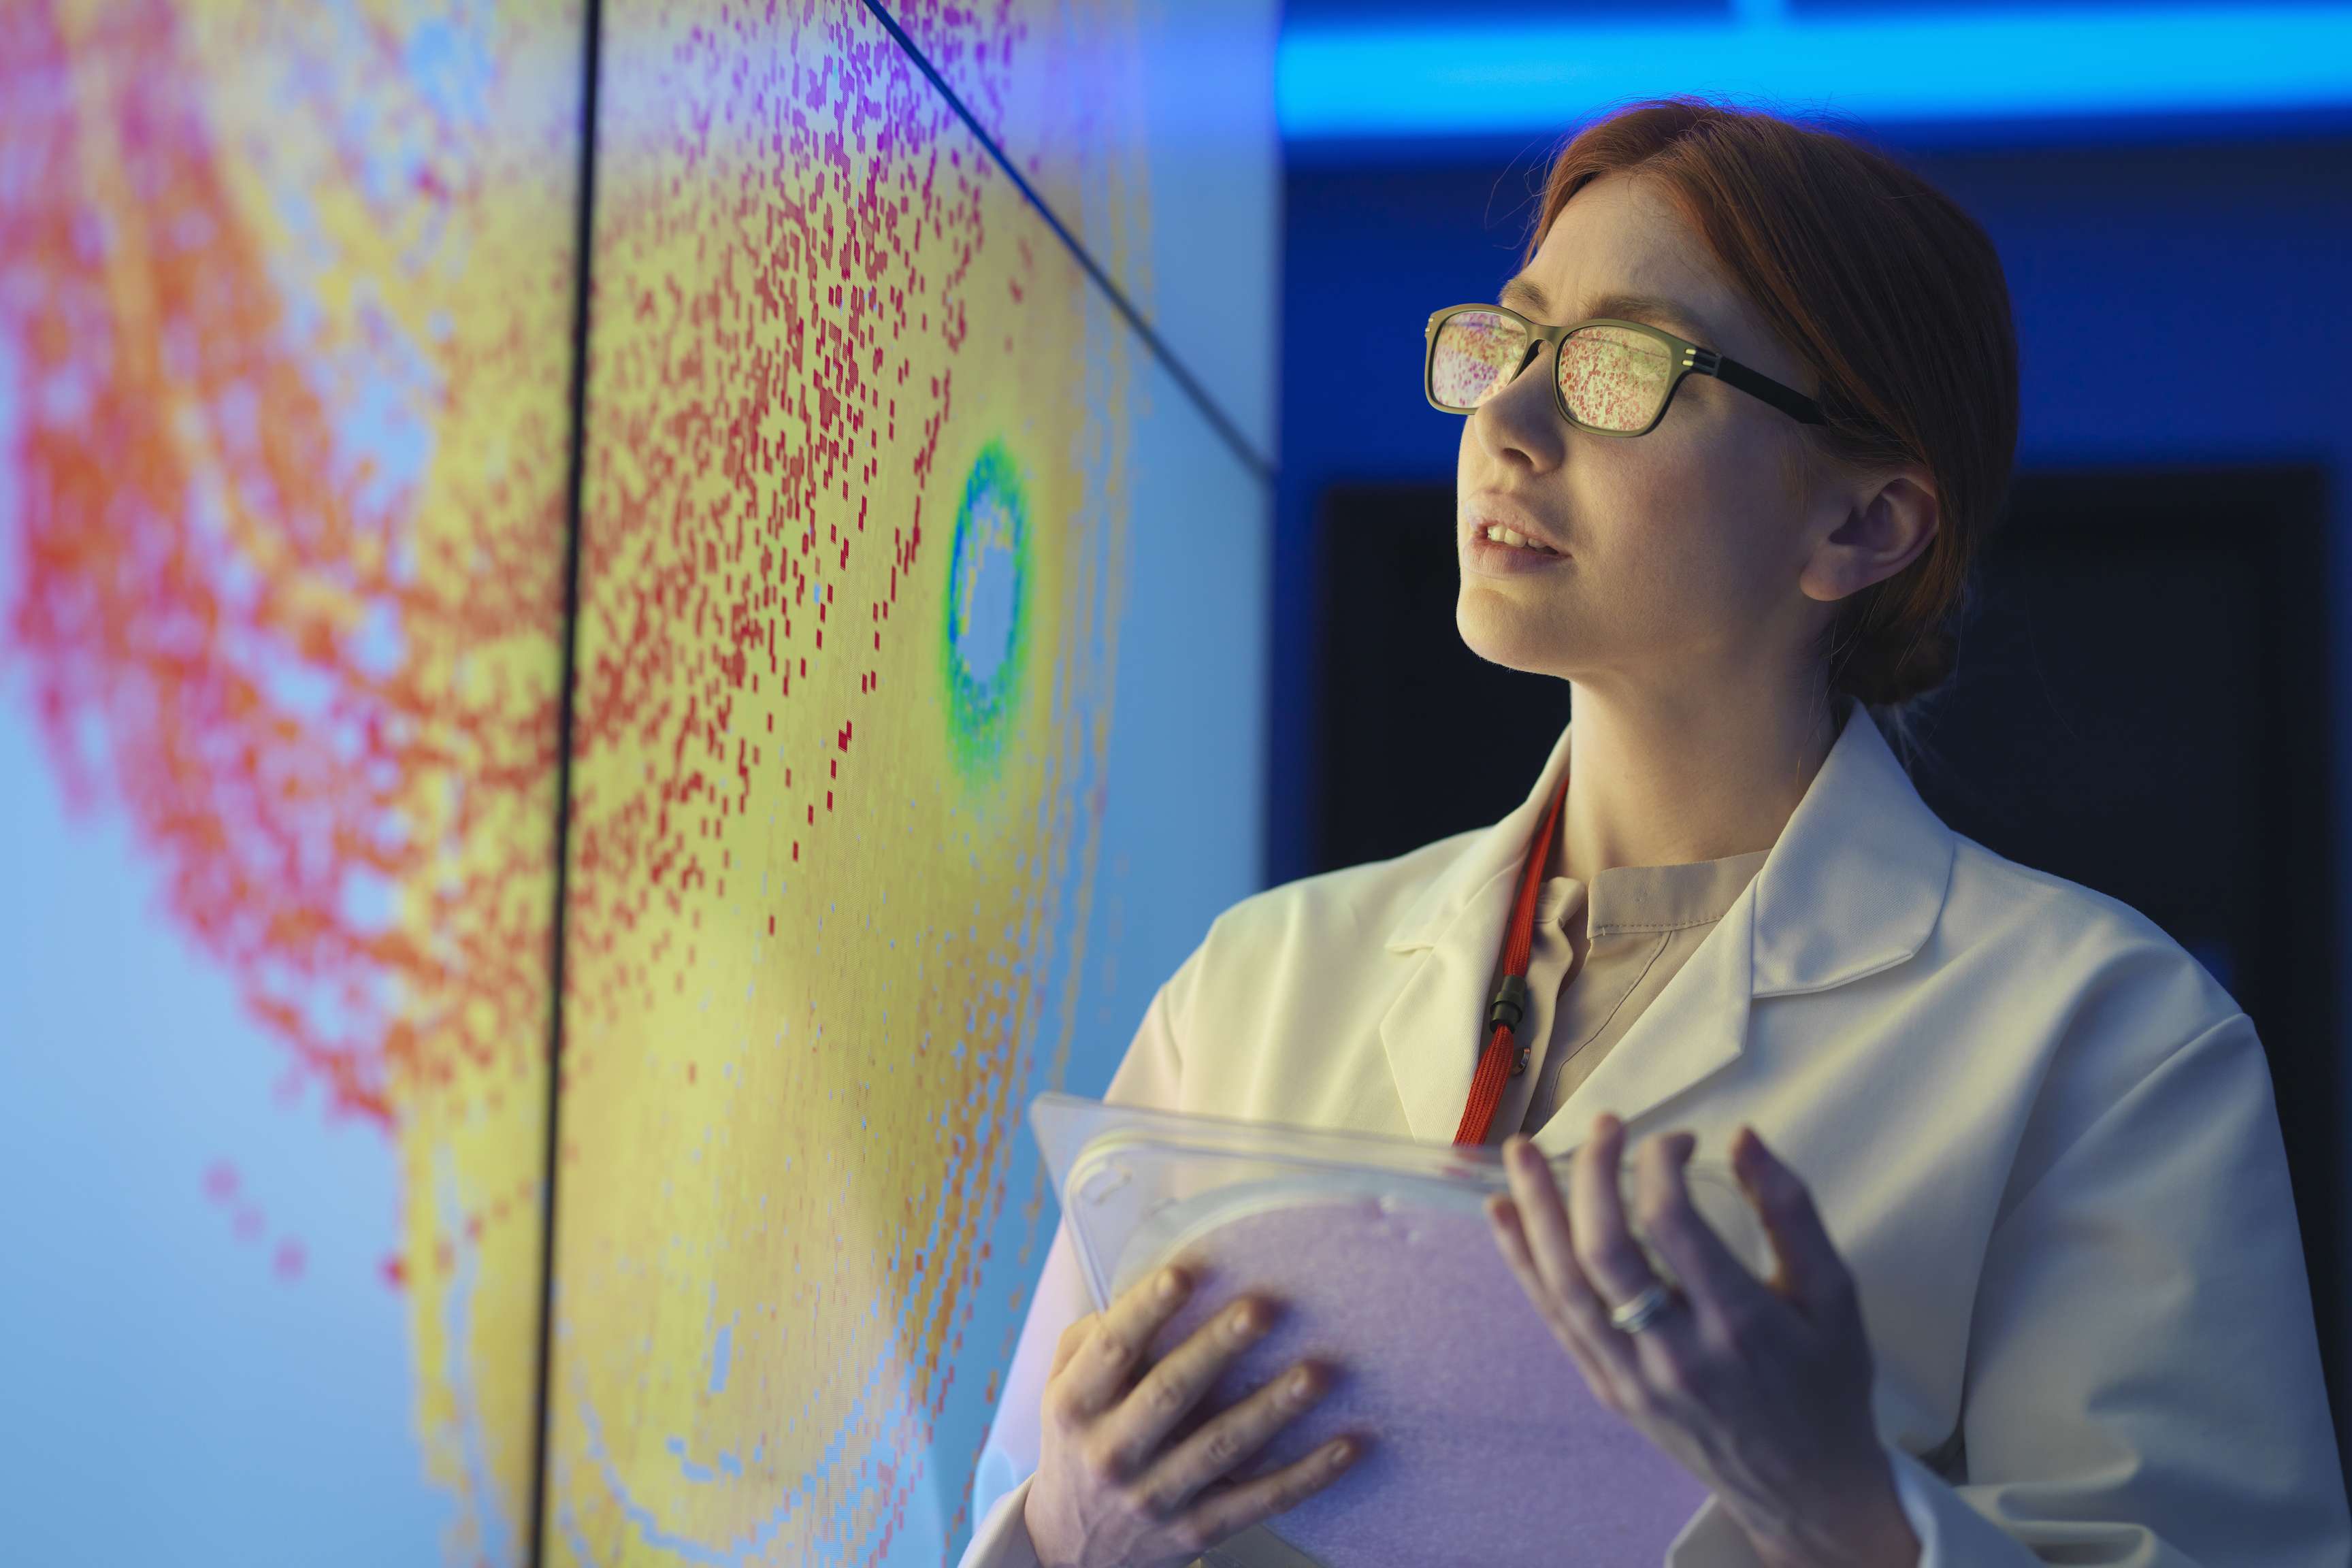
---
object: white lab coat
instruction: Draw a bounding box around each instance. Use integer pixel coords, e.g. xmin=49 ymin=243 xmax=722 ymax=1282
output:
xmin=958 ymin=696 xmax=2351 ymax=1566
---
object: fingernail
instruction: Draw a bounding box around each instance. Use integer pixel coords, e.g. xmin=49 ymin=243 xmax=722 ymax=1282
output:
xmin=1158 ymin=1268 xmax=1186 ymax=1301
xmin=1326 ymin=1439 xmax=1358 ymax=1468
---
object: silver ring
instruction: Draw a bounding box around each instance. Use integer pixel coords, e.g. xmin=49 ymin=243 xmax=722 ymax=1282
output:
xmin=1608 ymin=1279 xmax=1679 ymax=1335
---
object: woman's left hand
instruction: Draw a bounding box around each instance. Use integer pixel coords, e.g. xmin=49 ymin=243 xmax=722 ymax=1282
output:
xmin=1486 ymin=1113 xmax=1921 ymax=1568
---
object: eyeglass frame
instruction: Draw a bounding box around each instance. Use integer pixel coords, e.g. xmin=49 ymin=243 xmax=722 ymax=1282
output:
xmin=1422 ymin=301 xmax=1828 ymax=437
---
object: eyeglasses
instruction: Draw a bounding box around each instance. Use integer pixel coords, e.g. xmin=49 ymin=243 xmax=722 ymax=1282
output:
xmin=1423 ymin=301 xmax=1827 ymax=437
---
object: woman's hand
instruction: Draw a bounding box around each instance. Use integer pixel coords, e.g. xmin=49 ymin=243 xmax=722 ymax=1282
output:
xmin=1486 ymin=1113 xmax=1921 ymax=1568
xmin=1022 ymin=1265 xmax=1365 ymax=1568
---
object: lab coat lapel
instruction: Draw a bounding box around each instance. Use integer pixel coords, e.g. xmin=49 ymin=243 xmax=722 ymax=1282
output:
xmin=1377 ymin=698 xmax=1955 ymax=1152
xmin=1376 ymin=722 xmax=1577 ymax=1144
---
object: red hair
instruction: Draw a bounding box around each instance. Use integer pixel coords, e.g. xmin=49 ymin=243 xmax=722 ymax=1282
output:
xmin=1526 ymin=95 xmax=2021 ymax=748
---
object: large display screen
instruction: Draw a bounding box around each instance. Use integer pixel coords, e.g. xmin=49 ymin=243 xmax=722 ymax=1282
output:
xmin=540 ymin=3 xmax=1273 ymax=1561
xmin=0 ymin=2 xmax=1274 ymax=1564
xmin=0 ymin=1 xmax=583 ymax=1562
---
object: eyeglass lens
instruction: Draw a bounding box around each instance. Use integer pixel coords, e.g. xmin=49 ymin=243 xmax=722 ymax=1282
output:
xmin=1430 ymin=308 xmax=1675 ymax=434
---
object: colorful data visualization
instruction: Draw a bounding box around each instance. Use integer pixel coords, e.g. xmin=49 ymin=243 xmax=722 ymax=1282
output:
xmin=0 ymin=1 xmax=581 ymax=1562
xmin=540 ymin=1 xmax=1272 ymax=1562
xmin=1 ymin=2 xmax=1273 ymax=1565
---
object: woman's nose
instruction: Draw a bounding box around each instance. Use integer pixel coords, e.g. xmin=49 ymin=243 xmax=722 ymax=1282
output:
xmin=1475 ymin=342 xmax=1564 ymax=467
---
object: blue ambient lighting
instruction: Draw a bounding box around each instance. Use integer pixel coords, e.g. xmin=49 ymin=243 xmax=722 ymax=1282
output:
xmin=1277 ymin=5 xmax=2352 ymax=140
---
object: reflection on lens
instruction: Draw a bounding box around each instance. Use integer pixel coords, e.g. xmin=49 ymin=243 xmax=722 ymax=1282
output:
xmin=1430 ymin=309 xmax=1524 ymax=410
xmin=1558 ymin=325 xmax=1671 ymax=432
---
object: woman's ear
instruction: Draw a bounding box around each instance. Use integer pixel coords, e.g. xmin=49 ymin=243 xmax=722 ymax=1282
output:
xmin=1799 ymin=464 xmax=1938 ymax=604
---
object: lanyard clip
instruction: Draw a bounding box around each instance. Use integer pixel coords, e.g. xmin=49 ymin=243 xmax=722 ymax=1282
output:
xmin=1488 ymin=973 xmax=1530 ymax=1033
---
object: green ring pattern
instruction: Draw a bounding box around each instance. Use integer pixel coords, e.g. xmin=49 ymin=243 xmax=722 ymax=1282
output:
xmin=938 ymin=438 xmax=1033 ymax=787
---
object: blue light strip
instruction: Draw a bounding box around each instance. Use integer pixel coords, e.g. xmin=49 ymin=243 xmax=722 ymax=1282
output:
xmin=1278 ymin=5 xmax=2352 ymax=140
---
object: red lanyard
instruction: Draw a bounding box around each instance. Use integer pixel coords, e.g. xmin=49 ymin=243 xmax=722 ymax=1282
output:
xmin=1452 ymin=766 xmax=1573 ymax=1145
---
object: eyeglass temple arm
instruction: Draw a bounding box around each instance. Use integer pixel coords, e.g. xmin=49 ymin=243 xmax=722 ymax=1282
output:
xmin=1705 ymin=351 xmax=1829 ymax=425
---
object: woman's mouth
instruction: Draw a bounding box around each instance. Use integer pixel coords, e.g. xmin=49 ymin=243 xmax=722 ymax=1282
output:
xmin=1475 ymin=523 xmax=1561 ymax=555
xmin=1466 ymin=520 xmax=1568 ymax=574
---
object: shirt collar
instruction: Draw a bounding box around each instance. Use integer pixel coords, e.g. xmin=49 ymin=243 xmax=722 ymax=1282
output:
xmin=1574 ymin=849 xmax=1769 ymax=937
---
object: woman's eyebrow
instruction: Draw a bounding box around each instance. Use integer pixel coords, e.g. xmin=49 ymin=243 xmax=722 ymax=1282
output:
xmin=1499 ymin=275 xmax=1712 ymax=340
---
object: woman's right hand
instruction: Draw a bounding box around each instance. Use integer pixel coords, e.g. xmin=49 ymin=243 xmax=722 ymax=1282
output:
xmin=1021 ymin=1264 xmax=1362 ymax=1568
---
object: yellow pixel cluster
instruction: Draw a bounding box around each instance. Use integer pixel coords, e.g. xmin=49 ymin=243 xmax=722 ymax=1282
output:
xmin=542 ymin=2 xmax=1155 ymax=1561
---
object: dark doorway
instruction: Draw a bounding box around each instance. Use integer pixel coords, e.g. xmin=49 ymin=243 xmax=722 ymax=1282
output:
xmin=1311 ymin=463 xmax=2345 ymax=1487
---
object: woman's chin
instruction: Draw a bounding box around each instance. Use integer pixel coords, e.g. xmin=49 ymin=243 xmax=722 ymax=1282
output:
xmin=1454 ymin=598 xmax=1568 ymax=676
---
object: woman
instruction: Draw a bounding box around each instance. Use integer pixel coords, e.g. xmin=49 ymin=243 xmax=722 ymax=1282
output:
xmin=958 ymin=97 xmax=2351 ymax=1567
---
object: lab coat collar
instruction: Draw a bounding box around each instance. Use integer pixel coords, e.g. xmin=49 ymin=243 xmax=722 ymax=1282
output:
xmin=1376 ymin=696 xmax=1956 ymax=1149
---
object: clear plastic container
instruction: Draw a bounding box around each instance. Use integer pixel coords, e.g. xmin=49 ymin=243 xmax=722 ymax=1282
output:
xmin=1029 ymin=1091 xmax=1778 ymax=1567
xmin=1034 ymin=1090 xmax=1775 ymax=1309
